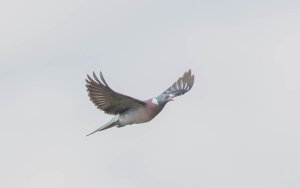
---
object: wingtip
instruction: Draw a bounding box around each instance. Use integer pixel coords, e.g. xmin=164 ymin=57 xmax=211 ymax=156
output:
xmin=189 ymin=75 xmax=195 ymax=89
xmin=87 ymin=73 xmax=91 ymax=78
xmin=99 ymin=71 xmax=110 ymax=88
xmin=183 ymin=69 xmax=194 ymax=90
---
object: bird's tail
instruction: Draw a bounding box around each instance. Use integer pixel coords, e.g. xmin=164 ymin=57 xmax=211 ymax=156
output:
xmin=86 ymin=116 xmax=119 ymax=136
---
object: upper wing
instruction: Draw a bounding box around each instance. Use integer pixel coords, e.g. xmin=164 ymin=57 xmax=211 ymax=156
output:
xmin=86 ymin=72 xmax=146 ymax=115
xmin=162 ymin=69 xmax=194 ymax=97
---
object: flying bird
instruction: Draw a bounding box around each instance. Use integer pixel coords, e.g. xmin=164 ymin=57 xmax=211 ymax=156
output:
xmin=85 ymin=69 xmax=194 ymax=136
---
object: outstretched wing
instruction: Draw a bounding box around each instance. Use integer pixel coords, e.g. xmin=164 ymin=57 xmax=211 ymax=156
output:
xmin=162 ymin=69 xmax=194 ymax=97
xmin=86 ymin=72 xmax=146 ymax=115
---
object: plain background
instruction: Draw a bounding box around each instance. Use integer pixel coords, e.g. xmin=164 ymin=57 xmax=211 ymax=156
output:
xmin=1 ymin=0 xmax=300 ymax=187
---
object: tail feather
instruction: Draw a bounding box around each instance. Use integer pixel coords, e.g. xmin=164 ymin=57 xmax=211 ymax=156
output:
xmin=86 ymin=116 xmax=119 ymax=136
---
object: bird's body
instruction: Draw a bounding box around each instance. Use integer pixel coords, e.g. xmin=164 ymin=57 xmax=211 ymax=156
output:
xmin=118 ymin=99 xmax=164 ymax=126
xmin=85 ymin=70 xmax=194 ymax=136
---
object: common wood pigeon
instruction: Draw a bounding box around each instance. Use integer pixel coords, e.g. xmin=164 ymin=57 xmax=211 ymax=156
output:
xmin=86 ymin=70 xmax=194 ymax=136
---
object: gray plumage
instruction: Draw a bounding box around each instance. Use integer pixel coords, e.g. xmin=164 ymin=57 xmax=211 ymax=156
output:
xmin=85 ymin=69 xmax=194 ymax=136
xmin=162 ymin=69 xmax=194 ymax=97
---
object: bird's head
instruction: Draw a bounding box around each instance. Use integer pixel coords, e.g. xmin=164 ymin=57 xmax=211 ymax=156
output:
xmin=152 ymin=94 xmax=174 ymax=106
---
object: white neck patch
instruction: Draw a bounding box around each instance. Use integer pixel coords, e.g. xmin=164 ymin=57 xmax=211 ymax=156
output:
xmin=151 ymin=98 xmax=159 ymax=105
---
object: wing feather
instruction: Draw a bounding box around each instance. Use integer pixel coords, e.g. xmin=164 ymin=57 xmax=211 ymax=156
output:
xmin=86 ymin=72 xmax=146 ymax=115
xmin=162 ymin=69 xmax=194 ymax=97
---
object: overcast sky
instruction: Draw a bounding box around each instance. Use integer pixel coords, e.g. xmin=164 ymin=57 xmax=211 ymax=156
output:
xmin=1 ymin=0 xmax=300 ymax=187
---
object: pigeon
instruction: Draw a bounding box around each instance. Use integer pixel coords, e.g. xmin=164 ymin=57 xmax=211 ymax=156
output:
xmin=85 ymin=69 xmax=194 ymax=136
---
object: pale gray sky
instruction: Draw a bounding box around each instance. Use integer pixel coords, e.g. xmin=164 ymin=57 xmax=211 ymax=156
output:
xmin=1 ymin=0 xmax=300 ymax=187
